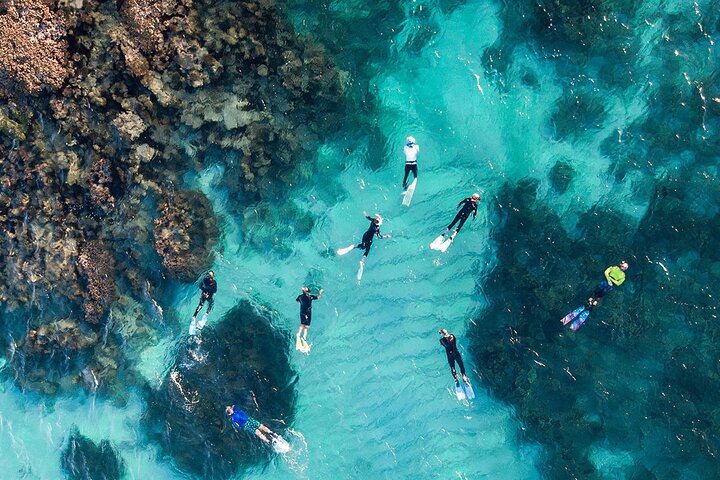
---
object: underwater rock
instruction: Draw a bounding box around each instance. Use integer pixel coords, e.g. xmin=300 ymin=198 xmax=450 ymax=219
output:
xmin=153 ymin=189 xmax=219 ymax=282
xmin=144 ymin=301 xmax=296 ymax=479
xmin=61 ymin=427 xmax=126 ymax=480
xmin=0 ymin=0 xmax=71 ymax=94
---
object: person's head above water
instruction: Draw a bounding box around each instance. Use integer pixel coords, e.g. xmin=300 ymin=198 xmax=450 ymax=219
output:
xmin=208 ymin=270 xmax=215 ymax=278
xmin=471 ymin=193 xmax=480 ymax=201
xmin=406 ymin=136 xmax=416 ymax=146
xmin=374 ymin=214 xmax=383 ymax=225
xmin=438 ymin=328 xmax=449 ymax=336
xmin=302 ymin=286 xmax=310 ymax=294
xmin=225 ymin=405 xmax=234 ymax=415
xmin=619 ymin=260 xmax=629 ymax=271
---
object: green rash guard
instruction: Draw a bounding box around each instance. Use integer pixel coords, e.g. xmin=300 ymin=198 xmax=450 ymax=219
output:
xmin=604 ymin=266 xmax=626 ymax=286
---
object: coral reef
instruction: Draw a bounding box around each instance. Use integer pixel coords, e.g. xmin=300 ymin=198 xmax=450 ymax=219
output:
xmin=0 ymin=0 xmax=343 ymax=401
xmin=469 ymin=175 xmax=720 ymax=479
xmin=0 ymin=0 xmax=71 ymax=94
xmin=153 ymin=189 xmax=218 ymax=282
xmin=61 ymin=427 xmax=126 ymax=480
xmin=6 ymin=313 xmax=130 ymax=395
xmin=77 ymin=240 xmax=116 ymax=324
xmin=144 ymin=301 xmax=296 ymax=479
xmin=25 ymin=319 xmax=99 ymax=353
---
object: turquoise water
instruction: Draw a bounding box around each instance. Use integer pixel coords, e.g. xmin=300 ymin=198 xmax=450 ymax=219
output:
xmin=2 ymin=0 xmax=720 ymax=478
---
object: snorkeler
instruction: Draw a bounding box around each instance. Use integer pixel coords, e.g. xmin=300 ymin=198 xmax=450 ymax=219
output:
xmin=439 ymin=329 xmax=468 ymax=384
xmin=440 ymin=193 xmax=480 ymax=240
xmin=225 ymin=405 xmax=277 ymax=444
xmin=590 ymin=261 xmax=629 ymax=302
xmin=192 ymin=271 xmax=217 ymax=321
xmin=402 ymin=136 xmax=419 ymax=190
xmin=296 ymin=286 xmax=323 ymax=342
xmin=356 ymin=212 xmax=392 ymax=265
xmin=337 ymin=212 xmax=392 ymax=264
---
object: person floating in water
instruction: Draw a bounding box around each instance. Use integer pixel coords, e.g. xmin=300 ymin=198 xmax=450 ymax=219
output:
xmin=590 ymin=261 xmax=629 ymax=302
xmin=439 ymin=329 xmax=468 ymax=385
xmin=355 ymin=212 xmax=391 ymax=266
xmin=402 ymin=136 xmax=419 ymax=190
xmin=225 ymin=405 xmax=277 ymax=444
xmin=296 ymin=286 xmax=323 ymax=342
xmin=192 ymin=271 xmax=217 ymax=321
xmin=440 ymin=193 xmax=480 ymax=240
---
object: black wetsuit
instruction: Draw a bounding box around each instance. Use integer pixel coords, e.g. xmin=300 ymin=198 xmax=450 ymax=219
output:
xmin=193 ymin=275 xmax=217 ymax=317
xmin=296 ymin=292 xmax=319 ymax=326
xmin=446 ymin=198 xmax=478 ymax=233
xmin=440 ymin=334 xmax=466 ymax=381
xmin=357 ymin=217 xmax=383 ymax=257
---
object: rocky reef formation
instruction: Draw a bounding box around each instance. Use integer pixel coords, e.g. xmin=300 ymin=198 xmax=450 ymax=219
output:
xmin=0 ymin=0 xmax=71 ymax=94
xmin=153 ymin=189 xmax=218 ymax=282
xmin=0 ymin=0 xmax=342 ymax=398
xmin=469 ymin=174 xmax=720 ymax=479
xmin=61 ymin=427 xmax=126 ymax=480
xmin=144 ymin=301 xmax=296 ymax=479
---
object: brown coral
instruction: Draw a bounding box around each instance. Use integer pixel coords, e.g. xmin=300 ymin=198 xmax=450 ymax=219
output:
xmin=76 ymin=240 xmax=116 ymax=324
xmin=0 ymin=0 xmax=70 ymax=94
xmin=120 ymin=0 xmax=177 ymax=54
xmin=89 ymin=157 xmax=116 ymax=212
xmin=153 ymin=190 xmax=218 ymax=282
xmin=111 ymin=110 xmax=147 ymax=141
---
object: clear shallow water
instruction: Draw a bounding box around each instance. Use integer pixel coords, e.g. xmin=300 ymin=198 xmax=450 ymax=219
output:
xmin=2 ymin=0 xmax=720 ymax=478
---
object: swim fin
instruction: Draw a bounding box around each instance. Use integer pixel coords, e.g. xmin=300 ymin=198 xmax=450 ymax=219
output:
xmin=271 ymin=436 xmax=292 ymax=453
xmin=402 ymin=178 xmax=417 ymax=207
xmin=570 ymin=309 xmax=591 ymax=331
xmin=437 ymin=237 xmax=453 ymax=252
xmin=337 ymin=244 xmax=355 ymax=256
xmin=454 ymin=381 xmax=466 ymax=401
xmin=196 ymin=313 xmax=208 ymax=331
xmin=561 ymin=306 xmax=586 ymax=325
xmin=463 ymin=380 xmax=475 ymax=400
xmin=430 ymin=235 xmax=445 ymax=250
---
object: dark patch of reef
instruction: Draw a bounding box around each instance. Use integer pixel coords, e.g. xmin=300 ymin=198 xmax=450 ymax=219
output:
xmin=61 ymin=426 xmax=126 ymax=480
xmin=143 ymin=301 xmax=296 ymax=479
xmin=469 ymin=172 xmax=720 ymax=479
xmin=471 ymin=4 xmax=720 ymax=476
xmin=0 ymin=0 xmax=340 ymax=399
